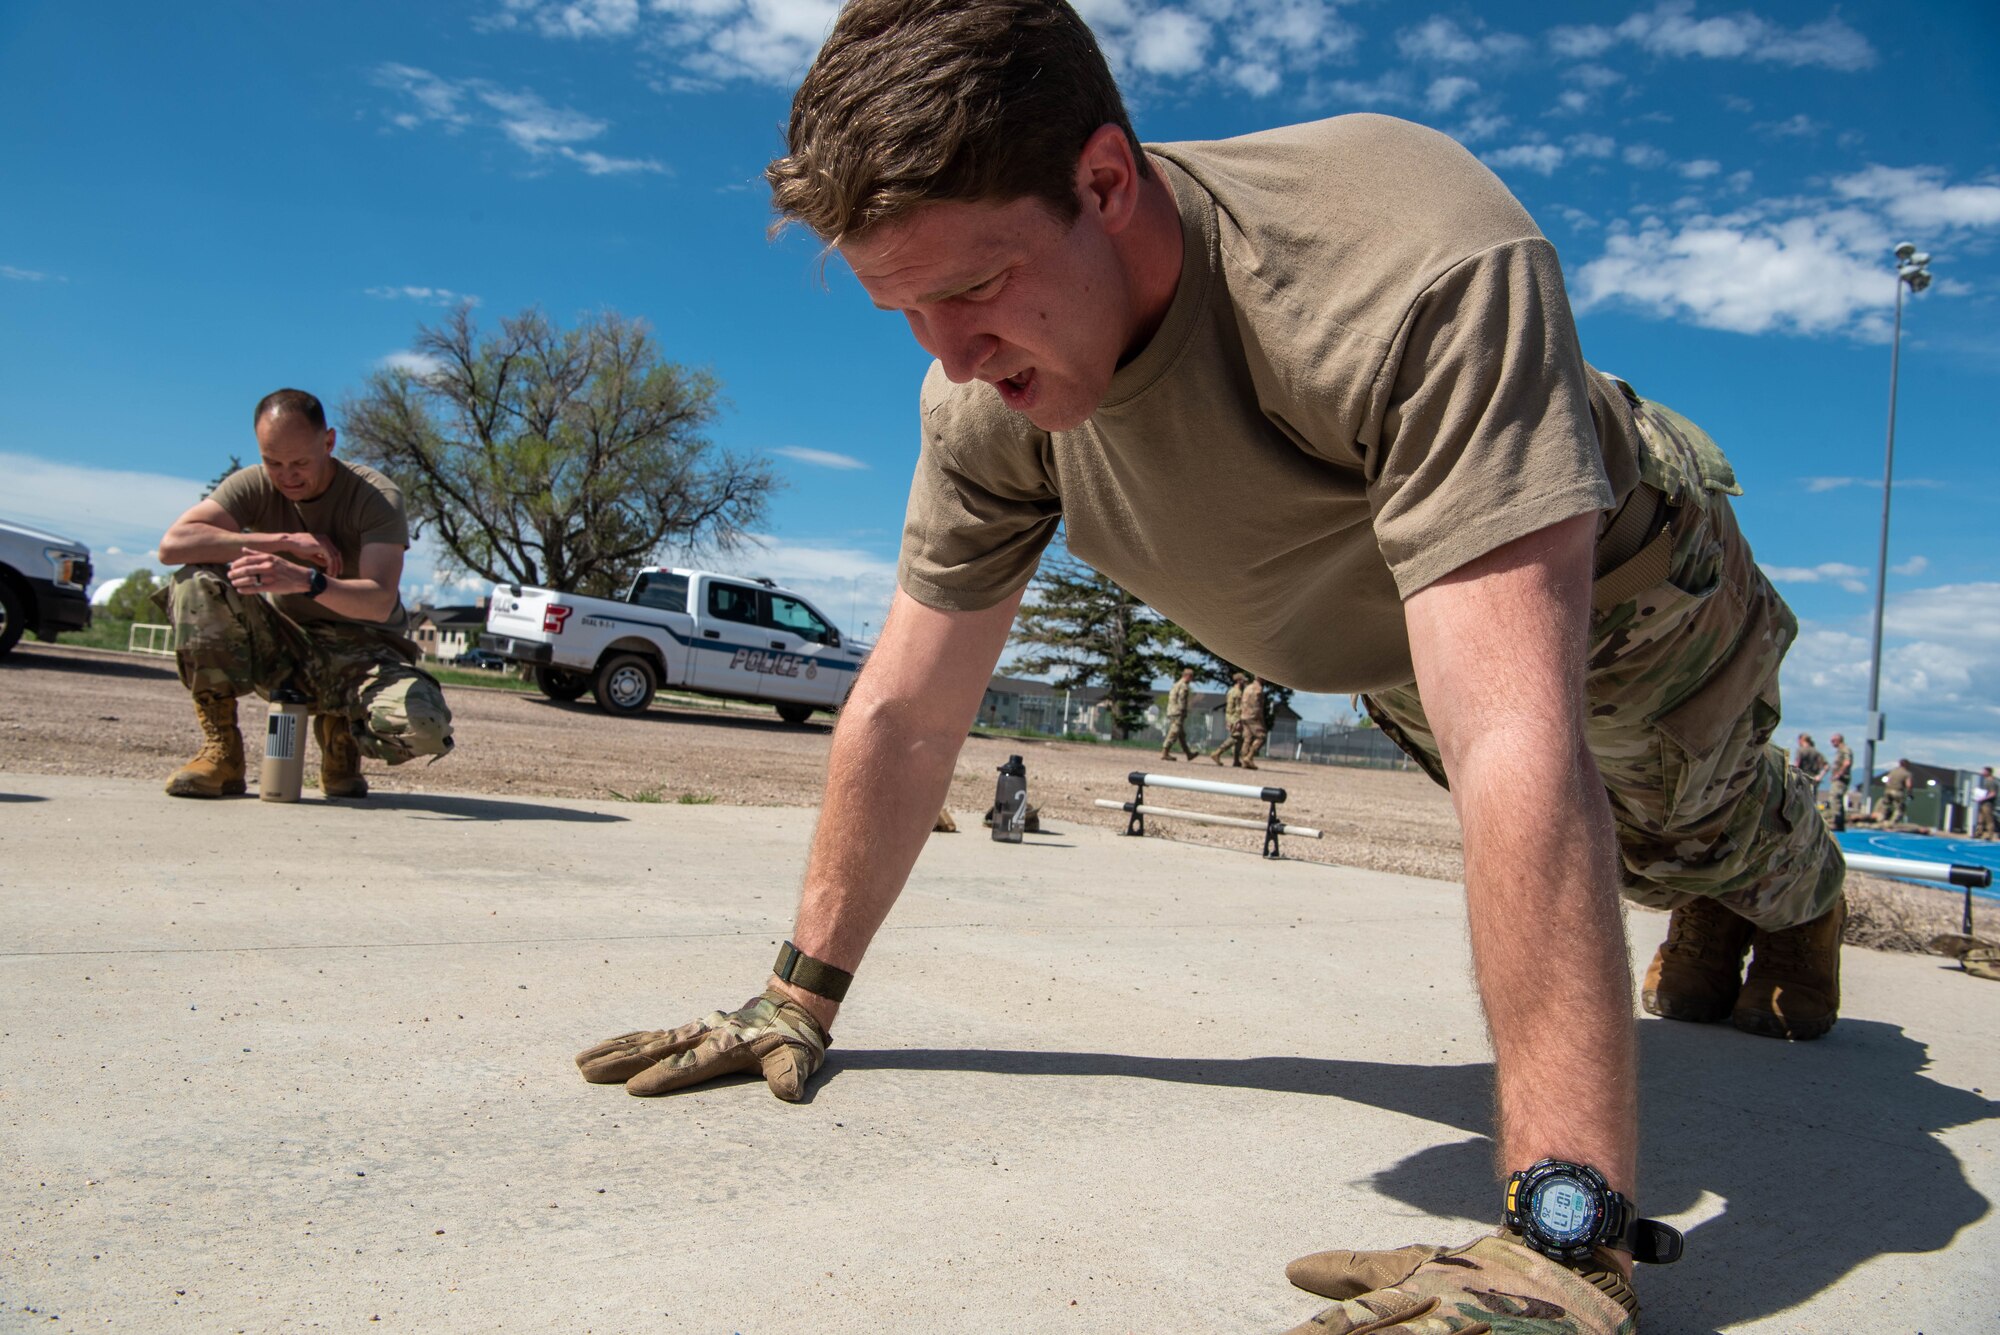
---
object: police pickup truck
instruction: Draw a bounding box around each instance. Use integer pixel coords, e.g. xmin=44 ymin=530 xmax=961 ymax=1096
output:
xmin=482 ymin=568 xmax=870 ymax=722
xmin=0 ymin=516 xmax=93 ymax=657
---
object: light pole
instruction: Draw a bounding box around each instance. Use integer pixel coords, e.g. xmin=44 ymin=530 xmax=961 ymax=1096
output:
xmin=1860 ymin=241 xmax=1933 ymax=807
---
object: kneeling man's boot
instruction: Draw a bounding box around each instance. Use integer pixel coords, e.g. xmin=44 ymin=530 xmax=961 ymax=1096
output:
xmin=1733 ymin=896 xmax=1846 ymax=1041
xmin=1642 ymin=896 xmax=1754 ymax=1023
xmin=315 ymin=713 xmax=369 ymax=799
xmin=165 ymin=693 xmax=246 ymax=798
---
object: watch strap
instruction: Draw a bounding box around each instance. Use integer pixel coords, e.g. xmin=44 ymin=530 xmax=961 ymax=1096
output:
xmin=773 ymin=940 xmax=852 ymax=1002
xmin=306 ymin=567 xmax=328 ymax=599
xmin=1623 ymin=1217 xmax=1685 ymax=1265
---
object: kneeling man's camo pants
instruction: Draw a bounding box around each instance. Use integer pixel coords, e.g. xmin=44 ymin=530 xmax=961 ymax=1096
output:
xmin=1363 ymin=396 xmax=1843 ymax=933
xmin=161 ymin=566 xmax=454 ymax=766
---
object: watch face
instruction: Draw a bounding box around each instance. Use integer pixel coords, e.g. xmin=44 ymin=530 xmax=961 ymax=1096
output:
xmin=1529 ymin=1175 xmax=1603 ymax=1247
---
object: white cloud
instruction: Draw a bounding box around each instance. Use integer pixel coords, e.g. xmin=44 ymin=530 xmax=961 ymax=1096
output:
xmin=0 ymin=452 xmax=210 ymax=591
xmin=1761 ymin=561 xmax=1868 ymax=594
xmin=3 ymin=264 xmax=63 ymax=282
xmin=1568 ymin=133 xmax=1616 ymax=159
xmin=559 ymin=147 xmax=667 ymax=175
xmin=373 ymin=64 xmax=659 ymax=176
xmin=1550 ymin=3 xmax=1875 ymax=72
xmin=1565 ymin=63 xmax=1624 ymax=91
xmin=491 ymin=0 xmax=642 ymax=38
xmin=1833 ymin=165 xmax=2000 ymax=232
xmin=774 ymin=446 xmax=868 ymax=471
xmin=1425 ymin=76 xmax=1478 ymax=113
xmin=1325 ymin=72 xmax=1413 ymax=109
xmin=1129 ymin=9 xmax=1210 ymax=75
xmin=1679 ymin=158 xmax=1722 ymax=180
xmin=1397 ymin=16 xmax=1529 ymax=65
xmin=1779 ymin=587 xmax=2000 ymax=771
xmin=1081 ymin=0 xmax=1360 ymax=98
xmin=378 ymin=350 xmax=448 ymax=377
xmin=1759 ymin=113 xmax=1821 ymax=138
xmin=367 ymin=285 xmax=478 ymax=306
xmin=1622 ymin=144 xmax=1667 ymax=169
xmin=1893 ymin=556 xmax=1930 ymax=577
xmin=1555 ymin=91 xmax=1591 ymax=114
xmin=1485 ymin=144 xmax=1566 ymax=177
xmin=1801 ymin=476 xmax=1945 ymax=493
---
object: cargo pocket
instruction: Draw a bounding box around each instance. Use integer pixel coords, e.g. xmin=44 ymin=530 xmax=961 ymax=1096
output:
xmin=1651 ymin=588 xmax=1784 ymax=825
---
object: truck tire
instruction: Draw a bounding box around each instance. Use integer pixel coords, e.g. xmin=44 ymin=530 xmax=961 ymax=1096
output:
xmin=0 ymin=577 xmax=26 ymax=658
xmin=775 ymin=702 xmax=814 ymax=726
xmin=535 ymin=664 xmax=591 ymax=702
xmin=593 ymin=653 xmax=657 ymax=716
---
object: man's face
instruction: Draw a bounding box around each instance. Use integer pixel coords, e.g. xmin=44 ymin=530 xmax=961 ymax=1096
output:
xmin=1831 ymin=734 xmax=1844 ymax=746
xmin=841 ymin=194 xmax=1137 ymax=433
xmin=255 ymin=413 xmax=337 ymax=502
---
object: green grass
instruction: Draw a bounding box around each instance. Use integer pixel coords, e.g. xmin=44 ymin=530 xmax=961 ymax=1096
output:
xmin=608 ymin=785 xmax=718 ymax=805
xmin=675 ymin=791 xmax=717 ymax=805
xmin=54 ymin=617 xmax=142 ymax=652
xmin=428 ymin=665 xmax=537 ymax=693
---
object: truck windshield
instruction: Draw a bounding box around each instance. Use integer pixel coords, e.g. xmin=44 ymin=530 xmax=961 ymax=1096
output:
xmin=630 ymin=572 xmax=689 ymax=613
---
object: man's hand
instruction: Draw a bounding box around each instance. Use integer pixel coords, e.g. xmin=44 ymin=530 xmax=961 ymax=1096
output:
xmin=247 ymin=531 xmax=342 ymax=575
xmin=228 ymin=550 xmax=315 ymax=596
xmin=574 ymin=989 xmax=830 ymax=1101
xmin=1281 ymin=1235 xmax=1636 ymax=1334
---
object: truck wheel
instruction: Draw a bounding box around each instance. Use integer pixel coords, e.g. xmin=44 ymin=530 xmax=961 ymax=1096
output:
xmin=593 ymin=653 xmax=657 ymax=716
xmin=535 ymin=664 xmax=591 ymax=702
xmin=0 ymin=578 xmax=25 ymax=658
xmin=775 ymin=702 xmax=814 ymax=726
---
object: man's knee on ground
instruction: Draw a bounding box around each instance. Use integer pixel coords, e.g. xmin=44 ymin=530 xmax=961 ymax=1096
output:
xmin=357 ymin=677 xmax=455 ymax=764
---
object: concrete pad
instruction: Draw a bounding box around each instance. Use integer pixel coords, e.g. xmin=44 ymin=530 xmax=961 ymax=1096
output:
xmin=3 ymin=771 xmax=1996 ymax=1333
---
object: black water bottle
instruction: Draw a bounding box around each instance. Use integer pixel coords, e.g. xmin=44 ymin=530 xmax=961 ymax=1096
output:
xmin=992 ymin=754 xmax=1027 ymax=843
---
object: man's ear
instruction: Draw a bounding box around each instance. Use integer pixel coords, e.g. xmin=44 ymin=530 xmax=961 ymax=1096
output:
xmin=1075 ymin=122 xmax=1144 ymax=234
xmin=324 ymin=428 xmax=338 ymax=456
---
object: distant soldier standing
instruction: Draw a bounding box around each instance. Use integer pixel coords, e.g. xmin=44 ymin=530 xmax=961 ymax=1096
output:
xmin=1208 ymin=672 xmax=1247 ymax=767
xmin=1240 ymin=675 xmax=1269 ymax=770
xmin=1794 ymin=733 xmax=1827 ymax=807
xmin=1974 ymin=766 xmax=1998 ymax=840
xmin=1879 ymin=758 xmax=1914 ymax=825
xmin=1158 ymin=665 xmax=1197 ymax=760
xmin=155 ymin=389 xmax=454 ymax=799
xmin=1826 ymin=733 xmax=1854 ymax=831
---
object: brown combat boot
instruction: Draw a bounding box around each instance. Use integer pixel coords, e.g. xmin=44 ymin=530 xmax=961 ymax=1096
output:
xmin=1641 ymin=896 xmax=1755 ymax=1023
xmin=315 ymin=713 xmax=369 ymax=798
xmin=165 ymin=693 xmax=246 ymax=798
xmin=1732 ymin=896 xmax=1846 ymax=1041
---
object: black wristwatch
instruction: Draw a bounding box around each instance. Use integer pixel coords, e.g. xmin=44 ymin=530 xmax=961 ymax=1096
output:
xmin=1505 ymin=1159 xmax=1684 ymax=1265
xmin=306 ymin=567 xmax=328 ymax=599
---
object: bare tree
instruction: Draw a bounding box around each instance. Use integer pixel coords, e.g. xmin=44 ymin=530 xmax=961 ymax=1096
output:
xmin=342 ymin=305 xmax=776 ymax=598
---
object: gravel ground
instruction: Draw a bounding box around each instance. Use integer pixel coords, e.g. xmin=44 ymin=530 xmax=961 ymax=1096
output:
xmin=1 ymin=640 xmax=1976 ymax=953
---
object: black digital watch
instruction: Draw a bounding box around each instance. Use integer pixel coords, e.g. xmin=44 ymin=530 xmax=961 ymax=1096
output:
xmin=306 ymin=567 xmax=329 ymax=599
xmin=1504 ymin=1159 xmax=1684 ymax=1266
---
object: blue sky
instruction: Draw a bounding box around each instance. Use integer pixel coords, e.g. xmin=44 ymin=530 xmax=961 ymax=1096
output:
xmin=4 ymin=0 xmax=1998 ymax=764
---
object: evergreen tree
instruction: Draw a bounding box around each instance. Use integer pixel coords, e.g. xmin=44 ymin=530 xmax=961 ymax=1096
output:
xmin=203 ymin=455 xmax=245 ymax=497
xmin=1008 ymin=550 xmax=1178 ymax=739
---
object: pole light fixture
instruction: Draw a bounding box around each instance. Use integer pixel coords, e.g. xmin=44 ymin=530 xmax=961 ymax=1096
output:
xmin=1861 ymin=242 xmax=1934 ymax=805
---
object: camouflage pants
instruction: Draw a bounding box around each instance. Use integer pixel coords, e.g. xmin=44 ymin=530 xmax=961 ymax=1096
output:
xmin=1363 ymin=397 xmax=1843 ymax=932
xmin=162 ymin=565 xmax=454 ymax=765
xmin=1975 ymin=800 xmax=1997 ymax=840
xmin=1159 ymin=713 xmax=1196 ymax=757
xmin=1878 ymin=791 xmax=1908 ymax=824
xmin=1210 ymin=722 xmax=1244 ymax=765
xmin=1242 ymin=723 xmax=1269 ymax=764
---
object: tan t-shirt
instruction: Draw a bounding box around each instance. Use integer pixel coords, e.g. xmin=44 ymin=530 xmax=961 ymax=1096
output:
xmin=898 ymin=114 xmax=1644 ymax=693
xmin=209 ymin=459 xmax=411 ymax=632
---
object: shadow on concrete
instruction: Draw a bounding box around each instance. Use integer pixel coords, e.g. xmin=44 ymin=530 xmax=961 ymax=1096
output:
xmin=0 ymin=792 xmax=51 ymax=803
xmin=835 ymin=1018 xmax=1993 ymax=1329
xmin=4 ymin=645 xmax=177 ymax=680
xmin=356 ymin=792 xmax=626 ymax=823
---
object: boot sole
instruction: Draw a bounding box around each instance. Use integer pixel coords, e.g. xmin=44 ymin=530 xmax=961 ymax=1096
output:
xmin=1731 ymin=1009 xmax=1836 ymax=1041
xmin=1640 ymin=989 xmax=1733 ymax=1024
xmin=165 ymin=778 xmax=247 ymax=798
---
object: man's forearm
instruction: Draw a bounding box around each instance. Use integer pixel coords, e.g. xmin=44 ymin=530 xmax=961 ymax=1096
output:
xmin=1455 ymin=737 xmax=1636 ymax=1200
xmin=313 ymin=576 xmax=398 ymax=623
xmin=159 ymin=522 xmax=263 ymax=566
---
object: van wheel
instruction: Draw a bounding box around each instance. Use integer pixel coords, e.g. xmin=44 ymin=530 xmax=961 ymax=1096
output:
xmin=535 ymin=664 xmax=591 ymax=702
xmin=593 ymin=654 xmax=657 ymax=716
xmin=775 ymin=703 xmax=814 ymax=726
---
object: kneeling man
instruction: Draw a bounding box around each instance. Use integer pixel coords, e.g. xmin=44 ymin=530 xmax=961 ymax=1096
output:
xmin=156 ymin=388 xmax=452 ymax=798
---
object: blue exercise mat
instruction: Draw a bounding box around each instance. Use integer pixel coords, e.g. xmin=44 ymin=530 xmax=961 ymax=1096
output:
xmin=1835 ymin=830 xmax=2000 ymax=901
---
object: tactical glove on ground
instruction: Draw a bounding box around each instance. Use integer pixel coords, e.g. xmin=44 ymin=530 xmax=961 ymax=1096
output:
xmin=1280 ymin=1235 xmax=1637 ymax=1334
xmin=575 ymin=988 xmax=830 ymax=1101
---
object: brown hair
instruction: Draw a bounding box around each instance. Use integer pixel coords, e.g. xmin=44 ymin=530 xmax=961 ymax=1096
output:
xmin=767 ymin=0 xmax=1146 ymax=243
xmin=255 ymin=388 xmax=326 ymax=431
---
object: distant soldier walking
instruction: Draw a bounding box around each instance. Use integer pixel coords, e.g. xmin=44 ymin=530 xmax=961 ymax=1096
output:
xmin=1159 ymin=666 xmax=1198 ymax=761
xmin=1974 ymin=766 xmax=1998 ymax=840
xmin=1878 ymin=758 xmax=1914 ymax=825
xmin=1794 ymin=734 xmax=1827 ymax=818
xmin=1240 ymin=675 xmax=1269 ymax=771
xmin=1209 ymin=672 xmax=1247 ymax=767
xmin=1826 ymin=733 xmax=1853 ymax=831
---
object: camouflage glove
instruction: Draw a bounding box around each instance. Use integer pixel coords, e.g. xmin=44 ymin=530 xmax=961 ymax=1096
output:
xmin=574 ymin=988 xmax=830 ymax=1101
xmin=1280 ymin=1235 xmax=1637 ymax=1334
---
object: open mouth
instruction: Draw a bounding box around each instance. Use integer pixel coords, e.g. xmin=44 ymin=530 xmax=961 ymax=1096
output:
xmin=994 ymin=368 xmax=1036 ymax=409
